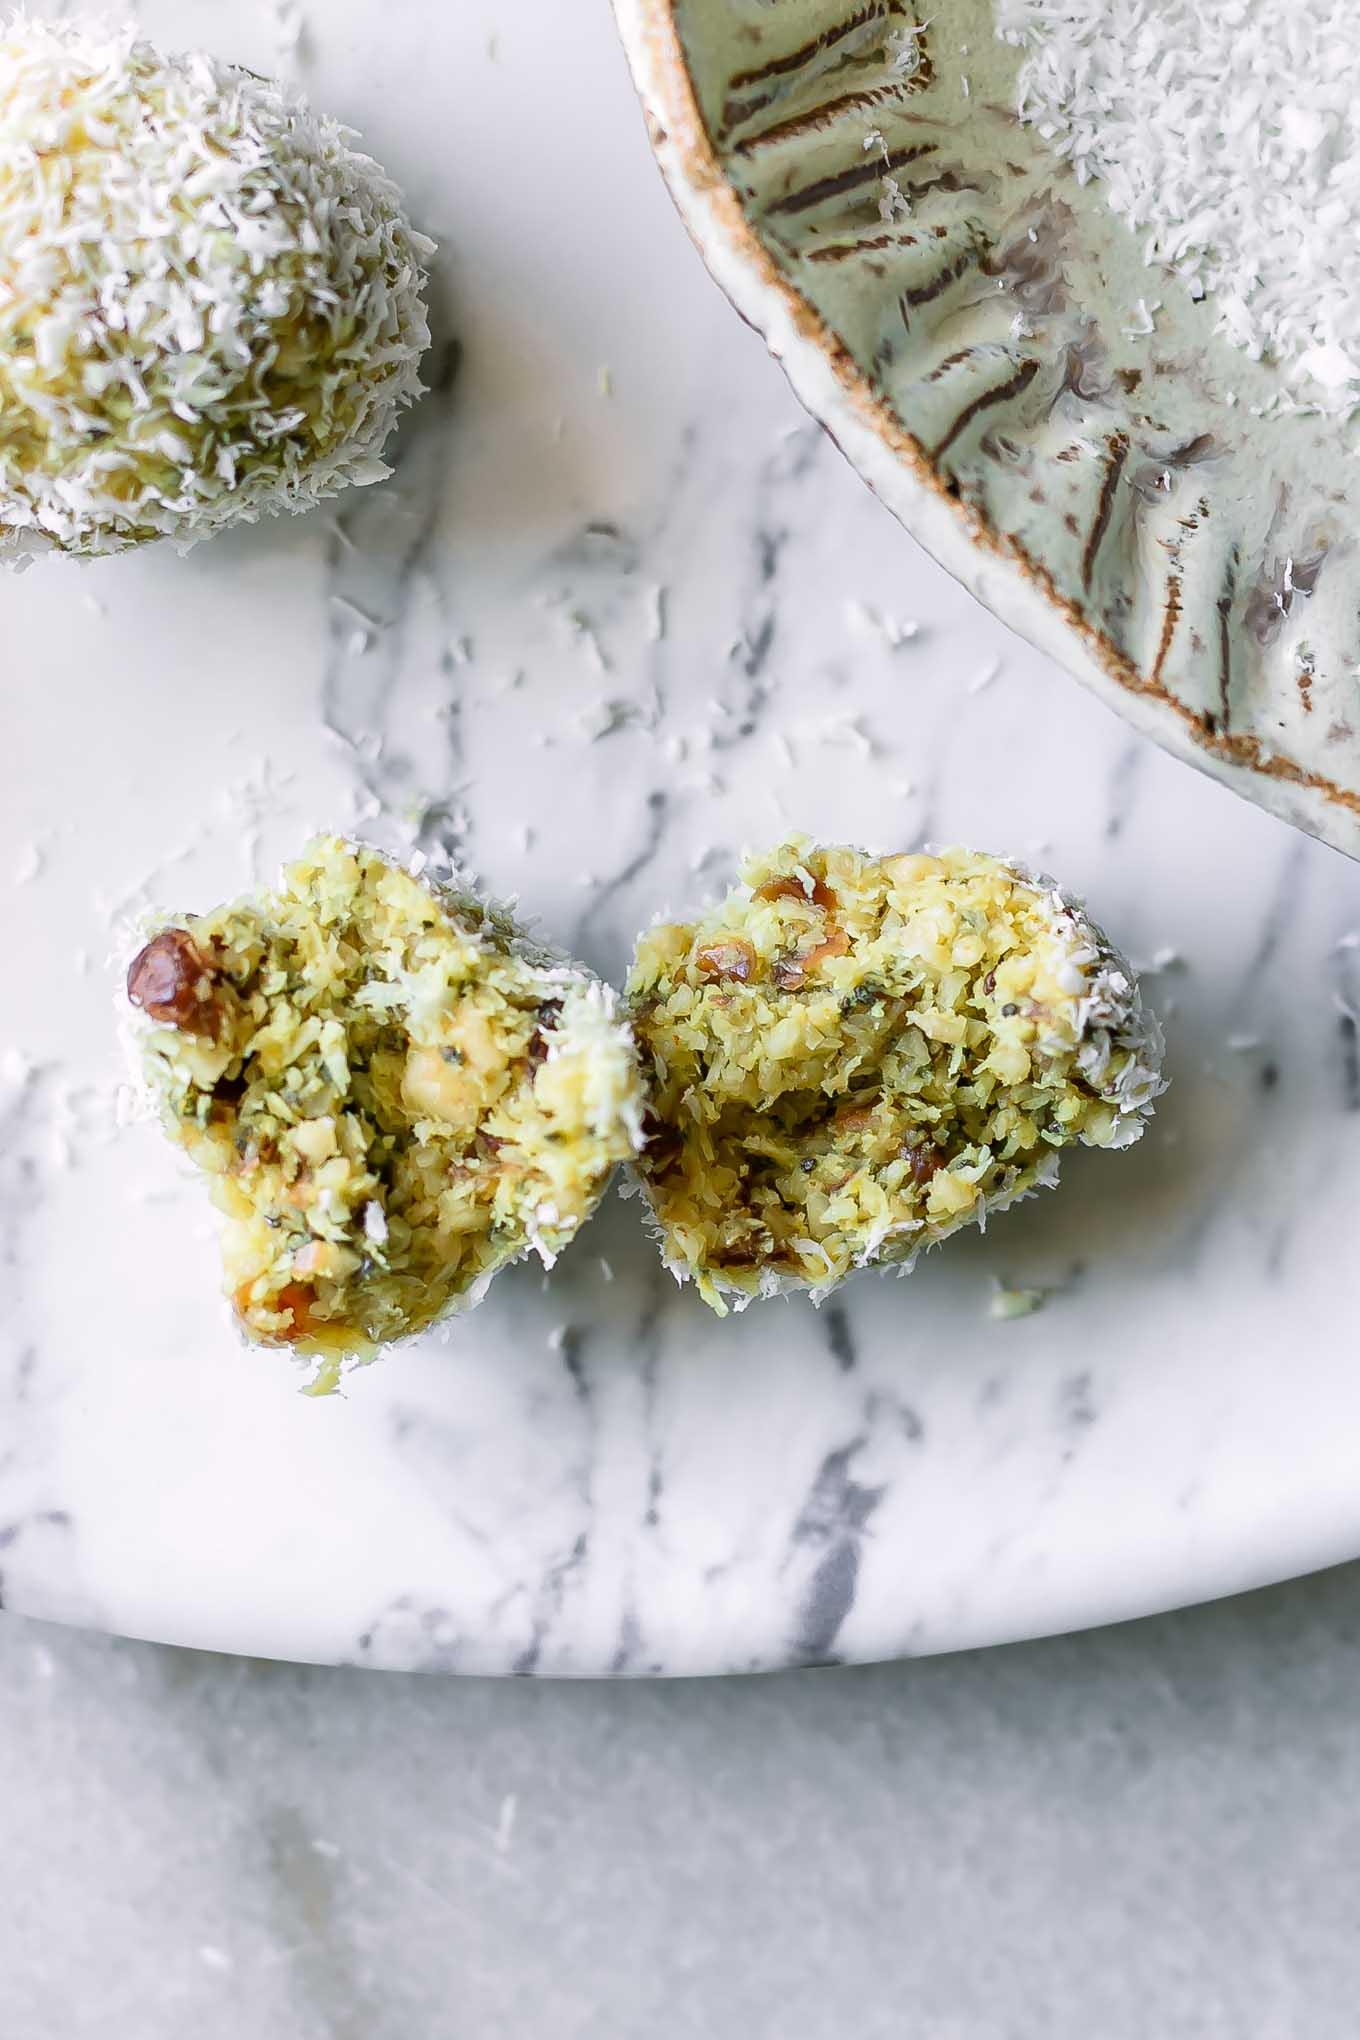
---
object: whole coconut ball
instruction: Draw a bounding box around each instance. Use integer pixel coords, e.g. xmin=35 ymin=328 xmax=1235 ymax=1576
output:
xmin=0 ymin=17 xmax=433 ymax=559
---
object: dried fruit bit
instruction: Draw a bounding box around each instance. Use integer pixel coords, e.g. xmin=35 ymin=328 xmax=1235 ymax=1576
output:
xmin=126 ymin=929 xmax=222 ymax=1037
xmin=753 ymin=874 xmax=838 ymax=911
xmin=694 ymin=938 xmax=756 ymax=983
xmin=626 ymin=835 xmax=1165 ymax=1313
xmin=902 ymin=1141 xmax=942 ymax=1186
xmin=129 ymin=838 xmax=643 ymax=1382
xmin=273 ymin=1282 xmax=316 ymax=1341
xmin=772 ymin=924 xmax=852 ymax=989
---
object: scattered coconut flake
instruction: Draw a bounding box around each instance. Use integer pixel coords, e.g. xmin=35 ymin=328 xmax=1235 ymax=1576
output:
xmin=846 ymin=598 xmax=922 ymax=649
xmin=1121 ymin=298 xmax=1161 ymax=340
xmin=879 ymin=178 xmax=912 ymax=224
xmin=568 ymin=612 xmax=611 ymax=675
xmin=262 ymin=0 xmax=305 ymax=56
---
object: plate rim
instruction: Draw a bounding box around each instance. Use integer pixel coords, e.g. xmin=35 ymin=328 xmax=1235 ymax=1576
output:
xmin=611 ymin=0 xmax=1360 ymax=861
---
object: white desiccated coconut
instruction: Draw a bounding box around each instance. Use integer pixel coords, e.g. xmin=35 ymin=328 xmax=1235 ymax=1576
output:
xmin=996 ymin=0 xmax=1360 ymax=416
xmin=0 ymin=16 xmax=433 ymax=560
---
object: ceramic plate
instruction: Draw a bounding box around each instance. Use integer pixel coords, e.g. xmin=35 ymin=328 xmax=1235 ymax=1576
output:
xmin=4 ymin=0 xmax=1360 ymax=1675
xmin=616 ymin=0 xmax=1360 ymax=859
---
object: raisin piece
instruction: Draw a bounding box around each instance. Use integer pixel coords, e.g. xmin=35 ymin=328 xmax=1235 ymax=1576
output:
xmin=127 ymin=928 xmax=223 ymax=1037
xmin=641 ymin=1110 xmax=685 ymax=1179
xmin=711 ymin=1242 xmax=761 ymax=1269
xmin=776 ymin=925 xmax=851 ymax=990
xmin=209 ymin=1070 xmax=247 ymax=1126
xmin=804 ymin=926 xmax=851 ymax=972
xmin=695 ymin=938 xmax=756 ymax=983
xmin=235 ymin=1279 xmax=314 ymax=1342
xmin=902 ymin=1141 xmax=942 ymax=1186
xmin=273 ymin=1282 xmax=316 ymax=1341
xmin=753 ymin=874 xmax=837 ymax=911
xmin=527 ymin=997 xmax=564 ymax=1066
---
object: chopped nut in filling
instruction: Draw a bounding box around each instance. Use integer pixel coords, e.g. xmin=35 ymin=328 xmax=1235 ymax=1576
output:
xmin=128 ymin=838 xmax=643 ymax=1384
xmin=626 ymin=839 xmax=1165 ymax=1313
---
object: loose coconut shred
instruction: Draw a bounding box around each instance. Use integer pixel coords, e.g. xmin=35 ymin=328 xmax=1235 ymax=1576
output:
xmin=0 ymin=18 xmax=432 ymax=558
xmin=627 ymin=841 xmax=1164 ymax=1314
xmin=997 ymin=0 xmax=1360 ymax=413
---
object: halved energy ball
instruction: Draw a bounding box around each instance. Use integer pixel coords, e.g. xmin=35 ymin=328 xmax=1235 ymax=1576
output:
xmin=127 ymin=840 xmax=643 ymax=1384
xmin=0 ymin=19 xmax=431 ymax=559
xmin=626 ymin=840 xmax=1165 ymax=1313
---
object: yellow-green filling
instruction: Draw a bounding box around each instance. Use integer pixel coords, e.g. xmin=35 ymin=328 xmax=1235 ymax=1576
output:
xmin=627 ymin=839 xmax=1156 ymax=1312
xmin=130 ymin=838 xmax=641 ymax=1383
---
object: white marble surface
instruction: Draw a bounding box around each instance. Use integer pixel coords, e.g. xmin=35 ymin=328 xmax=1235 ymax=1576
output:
xmin=5 ymin=1575 xmax=1360 ymax=2039
xmin=3 ymin=0 xmax=1360 ymax=1675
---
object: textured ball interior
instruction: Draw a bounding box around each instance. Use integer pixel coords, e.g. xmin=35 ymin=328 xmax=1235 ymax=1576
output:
xmin=0 ymin=19 xmax=432 ymax=557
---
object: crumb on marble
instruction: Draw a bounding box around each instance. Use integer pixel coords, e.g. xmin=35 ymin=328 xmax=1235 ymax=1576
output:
xmin=989 ymin=1281 xmax=1046 ymax=1321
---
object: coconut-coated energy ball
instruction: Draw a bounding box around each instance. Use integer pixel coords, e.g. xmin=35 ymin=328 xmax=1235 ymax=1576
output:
xmin=627 ymin=839 xmax=1166 ymax=1313
xmin=0 ymin=18 xmax=432 ymax=558
xmin=126 ymin=839 xmax=644 ymax=1388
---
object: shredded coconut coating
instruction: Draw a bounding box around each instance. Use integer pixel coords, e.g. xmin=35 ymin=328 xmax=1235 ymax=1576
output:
xmin=127 ymin=839 xmax=643 ymax=1389
xmin=0 ymin=17 xmax=432 ymax=559
xmin=996 ymin=0 xmax=1360 ymax=414
xmin=626 ymin=840 xmax=1165 ymax=1314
